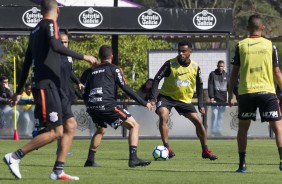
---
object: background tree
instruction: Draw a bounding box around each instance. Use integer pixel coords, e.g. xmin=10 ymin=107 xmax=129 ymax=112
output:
xmin=0 ymin=37 xmax=29 ymax=82
xmin=70 ymin=35 xmax=171 ymax=98
xmin=0 ymin=35 xmax=171 ymax=96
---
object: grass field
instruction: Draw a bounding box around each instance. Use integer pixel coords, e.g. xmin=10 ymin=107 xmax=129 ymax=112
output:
xmin=0 ymin=139 xmax=281 ymax=184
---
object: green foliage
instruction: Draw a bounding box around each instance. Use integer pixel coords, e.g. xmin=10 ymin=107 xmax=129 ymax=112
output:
xmin=0 ymin=35 xmax=171 ymax=93
xmin=70 ymin=35 xmax=171 ymax=97
xmin=118 ymin=35 xmax=171 ymax=90
xmin=70 ymin=35 xmax=112 ymax=77
xmin=0 ymin=37 xmax=29 ymax=83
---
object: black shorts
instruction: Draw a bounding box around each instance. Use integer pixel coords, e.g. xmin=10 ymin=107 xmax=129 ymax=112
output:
xmin=87 ymin=106 xmax=131 ymax=129
xmin=59 ymin=88 xmax=74 ymax=122
xmin=156 ymin=95 xmax=197 ymax=115
xmin=238 ymin=92 xmax=282 ymax=122
xmin=32 ymin=87 xmax=63 ymax=127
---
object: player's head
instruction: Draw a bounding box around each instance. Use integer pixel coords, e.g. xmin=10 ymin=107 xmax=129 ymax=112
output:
xmin=24 ymin=82 xmax=32 ymax=95
xmin=247 ymin=14 xmax=265 ymax=33
xmin=99 ymin=45 xmax=113 ymax=63
xmin=60 ymin=33 xmax=69 ymax=48
xmin=0 ymin=75 xmax=8 ymax=88
xmin=41 ymin=0 xmax=59 ymax=17
xmin=177 ymin=40 xmax=193 ymax=64
xmin=217 ymin=60 xmax=225 ymax=73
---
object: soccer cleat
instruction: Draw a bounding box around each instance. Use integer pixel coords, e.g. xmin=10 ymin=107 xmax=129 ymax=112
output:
xmin=128 ymin=158 xmax=151 ymax=168
xmin=236 ymin=166 xmax=247 ymax=173
xmin=168 ymin=150 xmax=176 ymax=159
xmin=50 ymin=171 xmax=79 ymax=180
xmin=3 ymin=153 xmax=22 ymax=179
xmin=202 ymin=150 xmax=218 ymax=160
xmin=279 ymin=162 xmax=282 ymax=171
xmin=84 ymin=160 xmax=100 ymax=167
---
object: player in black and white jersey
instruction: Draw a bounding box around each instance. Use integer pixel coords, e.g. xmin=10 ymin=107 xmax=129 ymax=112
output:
xmin=83 ymin=45 xmax=153 ymax=168
xmin=4 ymin=0 xmax=96 ymax=180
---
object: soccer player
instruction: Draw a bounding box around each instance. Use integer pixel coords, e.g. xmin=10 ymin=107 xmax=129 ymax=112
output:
xmin=83 ymin=45 xmax=153 ymax=168
xmin=55 ymin=33 xmax=84 ymax=157
xmin=4 ymin=0 xmax=96 ymax=180
xmin=149 ymin=40 xmax=218 ymax=160
xmin=228 ymin=14 xmax=282 ymax=173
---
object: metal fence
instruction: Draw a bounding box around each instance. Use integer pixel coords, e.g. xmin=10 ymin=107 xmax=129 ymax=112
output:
xmin=0 ymin=101 xmax=273 ymax=139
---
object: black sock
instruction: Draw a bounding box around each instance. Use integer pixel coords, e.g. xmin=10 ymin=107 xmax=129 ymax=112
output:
xmin=129 ymin=146 xmax=137 ymax=160
xmin=278 ymin=147 xmax=282 ymax=162
xmin=12 ymin=149 xmax=25 ymax=159
xmin=87 ymin=149 xmax=96 ymax=162
xmin=163 ymin=143 xmax=171 ymax=152
xmin=53 ymin=161 xmax=64 ymax=175
xmin=239 ymin=152 xmax=246 ymax=167
xmin=202 ymin=145 xmax=208 ymax=151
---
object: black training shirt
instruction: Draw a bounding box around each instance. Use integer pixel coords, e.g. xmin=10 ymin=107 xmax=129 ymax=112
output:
xmin=17 ymin=19 xmax=84 ymax=94
xmin=84 ymin=62 xmax=147 ymax=111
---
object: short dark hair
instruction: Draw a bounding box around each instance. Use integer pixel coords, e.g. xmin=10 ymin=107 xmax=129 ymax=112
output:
xmin=247 ymin=14 xmax=263 ymax=31
xmin=99 ymin=45 xmax=113 ymax=60
xmin=41 ymin=0 xmax=57 ymax=15
xmin=178 ymin=41 xmax=193 ymax=48
xmin=25 ymin=82 xmax=31 ymax=89
xmin=0 ymin=75 xmax=8 ymax=82
xmin=217 ymin=60 xmax=225 ymax=65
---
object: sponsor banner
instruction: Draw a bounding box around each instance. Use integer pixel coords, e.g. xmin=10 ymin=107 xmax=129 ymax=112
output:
xmin=78 ymin=7 xmax=103 ymax=28
xmin=138 ymin=9 xmax=162 ymax=29
xmin=0 ymin=7 xmax=232 ymax=33
xmin=22 ymin=7 xmax=42 ymax=27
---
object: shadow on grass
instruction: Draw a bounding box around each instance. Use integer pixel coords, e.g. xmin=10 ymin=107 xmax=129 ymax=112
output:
xmin=0 ymin=178 xmax=18 ymax=180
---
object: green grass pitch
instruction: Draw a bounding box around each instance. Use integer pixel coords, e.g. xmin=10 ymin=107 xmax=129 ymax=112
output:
xmin=0 ymin=139 xmax=281 ymax=184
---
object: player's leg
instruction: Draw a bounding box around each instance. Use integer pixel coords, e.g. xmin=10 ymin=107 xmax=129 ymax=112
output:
xmin=122 ymin=116 xmax=151 ymax=167
xmin=270 ymin=120 xmax=282 ymax=170
xmin=259 ymin=93 xmax=282 ymax=171
xmin=270 ymin=120 xmax=282 ymax=147
xmin=57 ymin=117 xmax=77 ymax=160
xmin=84 ymin=126 xmax=106 ymax=167
xmin=3 ymin=124 xmax=63 ymax=179
xmin=51 ymin=89 xmax=79 ymax=180
xmin=3 ymin=88 xmax=64 ymax=179
xmin=56 ymin=89 xmax=75 ymax=157
xmin=157 ymin=107 xmax=175 ymax=158
xmin=236 ymin=119 xmax=251 ymax=172
xmin=184 ymin=112 xmax=218 ymax=160
xmin=235 ymin=93 xmax=257 ymax=173
xmin=157 ymin=107 xmax=170 ymax=145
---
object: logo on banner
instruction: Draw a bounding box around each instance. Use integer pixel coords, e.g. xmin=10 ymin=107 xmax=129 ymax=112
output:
xmin=79 ymin=8 xmax=103 ymax=28
xmin=193 ymin=10 xmax=216 ymax=30
xmin=138 ymin=9 xmax=162 ymax=29
xmin=22 ymin=7 xmax=43 ymax=27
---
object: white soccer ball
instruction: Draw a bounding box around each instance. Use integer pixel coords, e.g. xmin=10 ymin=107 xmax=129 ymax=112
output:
xmin=152 ymin=145 xmax=169 ymax=161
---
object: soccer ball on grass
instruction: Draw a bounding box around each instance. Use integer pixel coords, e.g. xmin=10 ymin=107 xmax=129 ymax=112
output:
xmin=152 ymin=145 xmax=169 ymax=161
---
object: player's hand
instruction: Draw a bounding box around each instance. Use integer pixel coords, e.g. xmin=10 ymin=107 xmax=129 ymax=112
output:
xmin=9 ymin=93 xmax=21 ymax=106
xmin=210 ymin=98 xmax=215 ymax=103
xmin=4 ymin=83 xmax=10 ymax=90
xmin=228 ymin=96 xmax=235 ymax=107
xmin=199 ymin=107 xmax=205 ymax=115
xmin=146 ymin=102 xmax=153 ymax=112
xmin=78 ymin=83 xmax=85 ymax=90
xmin=149 ymin=99 xmax=156 ymax=107
xmin=84 ymin=55 xmax=98 ymax=65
